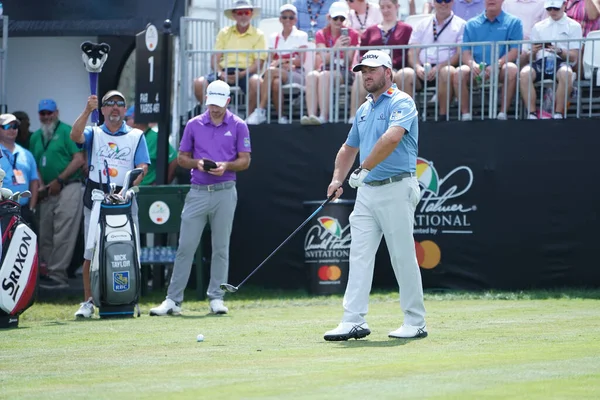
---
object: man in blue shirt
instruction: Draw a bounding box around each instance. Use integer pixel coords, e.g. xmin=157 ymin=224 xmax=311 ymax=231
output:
xmin=452 ymin=0 xmax=523 ymax=121
xmin=70 ymin=90 xmax=150 ymax=318
xmin=293 ymin=0 xmax=337 ymax=34
xmin=323 ymin=51 xmax=427 ymax=342
xmin=0 ymin=114 xmax=39 ymax=229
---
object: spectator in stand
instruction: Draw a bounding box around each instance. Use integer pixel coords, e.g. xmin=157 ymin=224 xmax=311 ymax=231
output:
xmin=193 ymin=0 xmax=267 ymax=116
xmin=294 ymin=0 xmax=338 ymax=35
xmin=400 ymin=0 xmax=466 ymax=120
xmin=301 ymin=1 xmax=360 ymax=125
xmin=453 ymin=0 xmax=523 ymax=121
xmin=349 ymin=0 xmax=412 ymax=123
xmin=12 ymin=111 xmax=32 ymax=150
xmin=503 ymin=0 xmax=547 ymax=65
xmin=246 ymin=4 xmax=309 ymax=125
xmin=519 ymin=0 xmax=582 ymax=119
xmin=347 ymin=0 xmax=384 ymax=33
xmin=452 ymin=0 xmax=486 ymax=20
xmin=565 ymin=0 xmax=600 ymax=37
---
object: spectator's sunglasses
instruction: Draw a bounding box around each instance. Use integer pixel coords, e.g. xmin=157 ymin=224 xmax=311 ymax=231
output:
xmin=545 ymin=6 xmax=560 ymax=10
xmin=1 ymin=123 xmax=19 ymax=130
xmin=235 ymin=9 xmax=252 ymax=16
xmin=39 ymin=110 xmax=54 ymax=116
xmin=332 ymin=16 xmax=346 ymax=22
xmin=280 ymin=15 xmax=296 ymax=20
xmin=435 ymin=0 xmax=453 ymax=3
xmin=103 ymin=100 xmax=126 ymax=107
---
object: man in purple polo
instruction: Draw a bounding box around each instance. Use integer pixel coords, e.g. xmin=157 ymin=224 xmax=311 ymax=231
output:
xmin=150 ymin=80 xmax=251 ymax=316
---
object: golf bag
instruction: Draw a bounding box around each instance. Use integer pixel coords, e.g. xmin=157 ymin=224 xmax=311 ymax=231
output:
xmin=0 ymin=199 xmax=38 ymax=328
xmin=90 ymin=200 xmax=141 ymax=318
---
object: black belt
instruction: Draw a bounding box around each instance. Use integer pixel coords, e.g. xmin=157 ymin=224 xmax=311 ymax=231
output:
xmin=366 ymin=172 xmax=415 ymax=187
xmin=191 ymin=181 xmax=235 ymax=192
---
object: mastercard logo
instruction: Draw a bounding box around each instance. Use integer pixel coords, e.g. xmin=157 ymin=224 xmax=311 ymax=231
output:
xmin=318 ymin=265 xmax=342 ymax=281
xmin=415 ymin=240 xmax=441 ymax=269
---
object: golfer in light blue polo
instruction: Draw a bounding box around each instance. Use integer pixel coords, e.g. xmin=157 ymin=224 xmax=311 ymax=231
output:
xmin=150 ymin=80 xmax=251 ymax=316
xmin=324 ymin=50 xmax=427 ymax=341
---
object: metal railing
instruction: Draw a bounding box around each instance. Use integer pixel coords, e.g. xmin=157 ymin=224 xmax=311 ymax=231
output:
xmin=178 ymin=37 xmax=600 ymax=123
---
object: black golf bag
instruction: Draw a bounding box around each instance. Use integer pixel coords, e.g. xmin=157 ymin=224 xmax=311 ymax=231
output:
xmin=90 ymin=200 xmax=141 ymax=318
xmin=0 ymin=199 xmax=38 ymax=328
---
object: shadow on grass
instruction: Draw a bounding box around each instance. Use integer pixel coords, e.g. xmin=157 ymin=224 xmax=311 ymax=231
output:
xmin=332 ymin=338 xmax=423 ymax=348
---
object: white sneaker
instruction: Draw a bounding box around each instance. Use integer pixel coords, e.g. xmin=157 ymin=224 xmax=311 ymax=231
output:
xmin=317 ymin=115 xmax=327 ymax=124
xmin=461 ymin=113 xmax=472 ymax=121
xmin=209 ymin=299 xmax=228 ymax=315
xmin=323 ymin=322 xmax=371 ymax=341
xmin=553 ymin=113 xmax=564 ymax=119
xmin=528 ymin=112 xmax=538 ymax=120
xmin=497 ymin=112 xmax=507 ymax=120
xmin=149 ymin=298 xmax=182 ymax=316
xmin=278 ymin=116 xmax=289 ymax=124
xmin=74 ymin=298 xmax=94 ymax=319
xmin=300 ymin=115 xmax=311 ymax=125
xmin=246 ymin=108 xmax=267 ymax=125
xmin=347 ymin=116 xmax=355 ymax=124
xmin=388 ymin=324 xmax=428 ymax=339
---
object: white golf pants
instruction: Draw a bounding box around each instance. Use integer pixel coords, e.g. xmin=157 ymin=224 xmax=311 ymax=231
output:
xmin=342 ymin=177 xmax=426 ymax=327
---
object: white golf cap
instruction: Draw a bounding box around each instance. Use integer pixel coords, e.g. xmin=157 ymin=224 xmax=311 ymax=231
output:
xmin=328 ymin=1 xmax=349 ymax=18
xmin=206 ymin=80 xmax=231 ymax=107
xmin=280 ymin=4 xmax=297 ymax=14
xmin=352 ymin=50 xmax=393 ymax=72
xmin=544 ymin=0 xmax=565 ymax=8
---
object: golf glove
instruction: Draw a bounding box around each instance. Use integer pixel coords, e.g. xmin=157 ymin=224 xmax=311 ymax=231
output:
xmin=349 ymin=167 xmax=370 ymax=189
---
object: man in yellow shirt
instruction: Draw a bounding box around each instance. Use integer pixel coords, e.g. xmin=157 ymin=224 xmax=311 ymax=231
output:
xmin=193 ymin=0 xmax=267 ymax=117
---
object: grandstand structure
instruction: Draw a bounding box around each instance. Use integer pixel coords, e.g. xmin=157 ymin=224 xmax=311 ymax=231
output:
xmin=179 ymin=0 xmax=600 ymax=123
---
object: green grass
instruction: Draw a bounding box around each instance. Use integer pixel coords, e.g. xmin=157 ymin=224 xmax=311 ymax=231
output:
xmin=2 ymin=289 xmax=600 ymax=399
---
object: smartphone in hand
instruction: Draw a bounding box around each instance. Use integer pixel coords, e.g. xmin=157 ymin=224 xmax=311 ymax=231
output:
xmin=341 ymin=28 xmax=349 ymax=37
xmin=202 ymin=159 xmax=218 ymax=171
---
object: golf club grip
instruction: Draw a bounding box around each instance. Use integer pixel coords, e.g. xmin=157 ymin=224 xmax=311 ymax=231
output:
xmin=237 ymin=192 xmax=337 ymax=288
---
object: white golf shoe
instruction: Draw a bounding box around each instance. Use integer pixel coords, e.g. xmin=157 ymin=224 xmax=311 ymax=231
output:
xmin=149 ymin=299 xmax=182 ymax=316
xmin=74 ymin=299 xmax=94 ymax=319
xmin=323 ymin=322 xmax=371 ymax=341
xmin=388 ymin=324 xmax=428 ymax=339
xmin=209 ymin=299 xmax=228 ymax=314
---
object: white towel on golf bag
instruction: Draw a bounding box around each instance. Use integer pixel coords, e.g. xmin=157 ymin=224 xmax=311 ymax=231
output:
xmin=85 ymin=189 xmax=105 ymax=252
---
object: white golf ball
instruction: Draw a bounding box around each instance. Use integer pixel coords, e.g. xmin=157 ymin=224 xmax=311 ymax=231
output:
xmin=196 ymin=334 xmax=204 ymax=342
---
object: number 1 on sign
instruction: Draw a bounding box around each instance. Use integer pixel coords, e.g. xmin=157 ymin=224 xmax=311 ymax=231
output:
xmin=148 ymin=56 xmax=154 ymax=83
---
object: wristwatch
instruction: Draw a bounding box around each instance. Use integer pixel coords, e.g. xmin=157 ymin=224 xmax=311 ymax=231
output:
xmin=57 ymin=177 xmax=65 ymax=187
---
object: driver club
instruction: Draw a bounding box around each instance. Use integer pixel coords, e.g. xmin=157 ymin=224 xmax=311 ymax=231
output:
xmin=121 ymin=168 xmax=144 ymax=194
xmin=220 ymin=192 xmax=337 ymax=293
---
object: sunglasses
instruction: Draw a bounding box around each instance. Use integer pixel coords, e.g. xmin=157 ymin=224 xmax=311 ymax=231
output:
xmin=435 ymin=0 xmax=453 ymax=3
xmin=103 ymin=100 xmax=126 ymax=107
xmin=546 ymin=6 xmax=560 ymax=10
xmin=235 ymin=9 xmax=252 ymax=16
xmin=332 ymin=16 xmax=346 ymax=22
xmin=1 ymin=123 xmax=19 ymax=130
xmin=39 ymin=110 xmax=54 ymax=116
xmin=280 ymin=15 xmax=296 ymax=20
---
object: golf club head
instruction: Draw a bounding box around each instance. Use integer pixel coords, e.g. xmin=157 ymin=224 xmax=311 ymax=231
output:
xmin=20 ymin=190 xmax=31 ymax=199
xmin=10 ymin=191 xmax=20 ymax=201
xmin=110 ymin=182 xmax=117 ymax=195
xmin=220 ymin=283 xmax=239 ymax=293
xmin=0 ymin=188 xmax=13 ymax=200
xmin=0 ymin=168 xmax=5 ymax=187
xmin=122 ymin=168 xmax=144 ymax=193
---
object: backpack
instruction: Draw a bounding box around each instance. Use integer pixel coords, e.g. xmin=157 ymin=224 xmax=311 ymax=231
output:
xmin=0 ymin=200 xmax=38 ymax=328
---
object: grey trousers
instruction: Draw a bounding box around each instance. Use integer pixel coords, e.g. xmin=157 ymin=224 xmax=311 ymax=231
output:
xmin=166 ymin=184 xmax=237 ymax=304
xmin=39 ymin=183 xmax=84 ymax=284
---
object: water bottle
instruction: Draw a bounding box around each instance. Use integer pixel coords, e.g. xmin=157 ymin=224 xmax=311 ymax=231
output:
xmin=423 ymin=63 xmax=432 ymax=74
xmin=140 ymin=247 xmax=147 ymax=263
xmin=475 ymin=62 xmax=486 ymax=85
xmin=161 ymin=247 xmax=168 ymax=262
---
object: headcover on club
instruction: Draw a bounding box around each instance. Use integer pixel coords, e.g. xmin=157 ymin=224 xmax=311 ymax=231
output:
xmin=81 ymin=42 xmax=111 ymax=73
xmin=220 ymin=283 xmax=238 ymax=293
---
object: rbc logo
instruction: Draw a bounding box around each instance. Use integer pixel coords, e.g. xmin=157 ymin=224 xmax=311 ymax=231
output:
xmin=113 ymin=272 xmax=130 ymax=292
